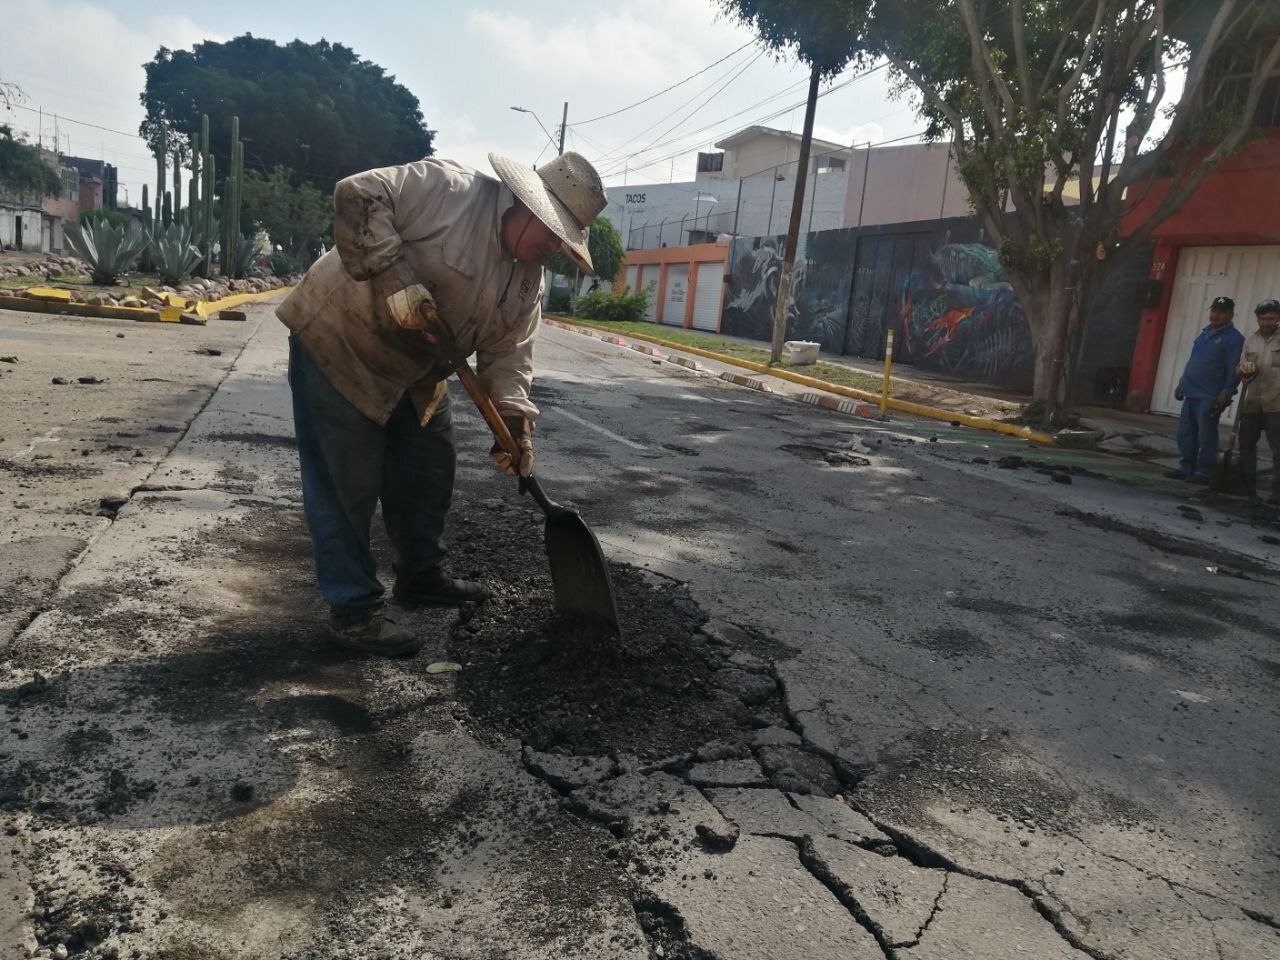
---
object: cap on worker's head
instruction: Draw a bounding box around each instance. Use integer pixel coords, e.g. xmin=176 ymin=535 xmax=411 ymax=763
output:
xmin=1255 ymin=297 xmax=1280 ymax=315
xmin=488 ymin=151 xmax=607 ymax=274
xmin=1210 ymin=295 xmax=1235 ymax=312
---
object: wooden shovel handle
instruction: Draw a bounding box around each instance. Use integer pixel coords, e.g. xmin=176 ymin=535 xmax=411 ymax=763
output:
xmin=453 ymin=358 xmax=522 ymax=464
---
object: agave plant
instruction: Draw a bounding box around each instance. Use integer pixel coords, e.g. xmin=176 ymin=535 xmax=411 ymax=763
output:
xmin=64 ymin=219 xmax=148 ymax=285
xmin=148 ymin=222 xmax=203 ymax=286
xmin=231 ymin=233 xmax=259 ymax=280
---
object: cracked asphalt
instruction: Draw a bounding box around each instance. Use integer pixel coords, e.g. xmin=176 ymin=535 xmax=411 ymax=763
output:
xmin=1 ymin=302 xmax=1278 ymax=960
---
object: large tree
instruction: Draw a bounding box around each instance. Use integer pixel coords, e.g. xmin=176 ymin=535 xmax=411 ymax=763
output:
xmin=140 ymin=34 xmax=435 ymax=198
xmin=721 ymin=0 xmax=1280 ymax=422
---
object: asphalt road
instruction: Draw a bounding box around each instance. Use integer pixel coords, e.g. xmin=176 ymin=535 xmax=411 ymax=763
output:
xmin=2 ymin=304 xmax=1277 ymax=960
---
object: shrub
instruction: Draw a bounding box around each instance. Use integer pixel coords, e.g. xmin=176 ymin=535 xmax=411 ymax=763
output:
xmin=573 ymin=287 xmax=649 ymax=323
xmin=148 ymin=222 xmax=203 ymax=285
xmin=269 ymin=251 xmax=302 ymax=277
xmin=64 ymin=219 xmax=148 ymax=285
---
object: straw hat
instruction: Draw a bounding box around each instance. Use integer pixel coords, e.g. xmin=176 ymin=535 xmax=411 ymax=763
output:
xmin=489 ymin=151 xmax=607 ymax=274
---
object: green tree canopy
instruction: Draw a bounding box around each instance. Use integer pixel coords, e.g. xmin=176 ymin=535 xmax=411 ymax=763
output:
xmin=0 ymin=133 xmax=61 ymax=198
xmin=547 ymin=216 xmax=626 ymax=283
xmin=241 ymin=164 xmax=333 ymax=259
xmin=140 ymin=35 xmax=435 ymax=197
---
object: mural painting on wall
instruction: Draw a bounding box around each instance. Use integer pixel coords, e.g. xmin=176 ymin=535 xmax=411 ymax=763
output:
xmin=721 ymin=223 xmax=1033 ymax=387
xmin=722 ymin=232 xmax=857 ymax=353
xmin=899 ymin=237 xmax=1031 ymax=385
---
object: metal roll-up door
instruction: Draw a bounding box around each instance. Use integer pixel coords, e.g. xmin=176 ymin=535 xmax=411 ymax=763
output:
xmin=662 ymin=264 xmax=690 ymax=326
xmin=626 ymin=265 xmax=640 ymax=295
xmin=692 ymin=261 xmax=725 ymax=331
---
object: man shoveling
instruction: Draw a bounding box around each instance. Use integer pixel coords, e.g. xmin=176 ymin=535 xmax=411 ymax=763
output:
xmin=276 ymin=151 xmax=607 ymax=656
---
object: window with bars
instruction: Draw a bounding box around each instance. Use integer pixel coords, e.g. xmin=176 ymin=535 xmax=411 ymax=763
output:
xmin=696 ymin=151 xmax=724 ymax=173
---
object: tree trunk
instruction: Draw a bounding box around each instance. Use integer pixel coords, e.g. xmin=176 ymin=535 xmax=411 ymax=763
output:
xmin=1028 ymin=255 xmax=1076 ymax=425
xmin=769 ymin=64 xmax=821 ymax=365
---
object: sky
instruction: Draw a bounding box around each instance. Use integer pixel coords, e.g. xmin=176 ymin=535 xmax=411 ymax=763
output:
xmin=0 ymin=0 xmax=928 ymax=207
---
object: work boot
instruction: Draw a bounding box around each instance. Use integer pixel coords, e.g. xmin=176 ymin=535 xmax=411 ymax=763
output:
xmin=329 ymin=605 xmax=422 ymax=657
xmin=1163 ymin=469 xmax=1188 ymax=480
xmin=393 ymin=567 xmax=490 ymax=607
xmin=1187 ymin=473 xmax=1211 ymax=485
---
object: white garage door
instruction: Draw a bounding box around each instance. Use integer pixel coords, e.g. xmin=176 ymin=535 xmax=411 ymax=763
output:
xmin=662 ymin=264 xmax=690 ymax=327
xmin=642 ymin=269 xmax=660 ymax=323
xmin=692 ymin=261 xmax=724 ymax=331
xmin=1152 ymin=245 xmax=1280 ymax=416
xmin=626 ymin=265 xmax=640 ymax=295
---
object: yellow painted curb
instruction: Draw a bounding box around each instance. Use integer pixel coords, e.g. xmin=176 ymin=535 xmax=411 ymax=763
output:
xmin=0 ymin=285 xmax=292 ymax=324
xmin=553 ymin=317 xmax=1053 ymax=445
xmin=196 ymin=286 xmax=294 ymax=317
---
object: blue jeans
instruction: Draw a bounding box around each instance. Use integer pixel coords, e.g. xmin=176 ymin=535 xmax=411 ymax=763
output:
xmin=288 ymin=336 xmax=455 ymax=616
xmin=1176 ymin=397 xmax=1223 ymax=477
xmin=1238 ymin=411 xmax=1280 ymax=494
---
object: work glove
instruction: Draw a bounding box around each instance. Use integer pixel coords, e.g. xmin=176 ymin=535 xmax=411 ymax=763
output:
xmin=372 ymin=261 xmax=442 ymax=332
xmin=1239 ymin=360 xmax=1258 ymax=381
xmin=490 ymin=416 xmax=534 ymax=479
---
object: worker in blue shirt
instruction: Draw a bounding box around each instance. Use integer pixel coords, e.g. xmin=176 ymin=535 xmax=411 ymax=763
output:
xmin=1166 ymin=296 xmax=1246 ymax=483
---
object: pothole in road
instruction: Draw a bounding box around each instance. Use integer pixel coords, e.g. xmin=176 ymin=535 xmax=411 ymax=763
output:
xmin=447 ymin=498 xmax=794 ymax=760
xmin=778 ymin=443 xmax=871 ymax=466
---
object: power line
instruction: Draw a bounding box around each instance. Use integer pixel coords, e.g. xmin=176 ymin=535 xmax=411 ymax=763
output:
xmin=5 ymin=101 xmax=145 ymax=141
xmin=597 ymin=63 xmax=887 ymax=178
xmin=588 ymin=49 xmax=769 ymax=167
xmin=572 ymin=41 xmax=757 ymax=125
xmin=604 ymin=51 xmax=767 ymax=175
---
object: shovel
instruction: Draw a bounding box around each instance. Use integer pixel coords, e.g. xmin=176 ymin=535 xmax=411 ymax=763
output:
xmin=453 ymin=358 xmax=621 ymax=636
xmin=1211 ymin=383 xmax=1249 ymax=494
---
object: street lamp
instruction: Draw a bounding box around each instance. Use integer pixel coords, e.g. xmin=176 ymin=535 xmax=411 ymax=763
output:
xmin=511 ymin=105 xmax=559 ymax=155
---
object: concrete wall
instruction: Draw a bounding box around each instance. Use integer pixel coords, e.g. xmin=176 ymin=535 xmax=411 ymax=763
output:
xmin=0 ymin=205 xmax=45 ymax=252
xmin=843 ymin=143 xmax=973 ymax=228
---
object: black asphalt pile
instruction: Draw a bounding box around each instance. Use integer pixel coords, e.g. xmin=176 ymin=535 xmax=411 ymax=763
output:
xmin=447 ymin=497 xmax=792 ymax=760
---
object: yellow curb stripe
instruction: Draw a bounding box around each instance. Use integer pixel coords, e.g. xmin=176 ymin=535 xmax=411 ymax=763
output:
xmin=195 ymin=286 xmax=294 ymax=317
xmin=0 ymin=286 xmax=291 ymax=323
xmin=552 ymin=317 xmax=1052 ymax=444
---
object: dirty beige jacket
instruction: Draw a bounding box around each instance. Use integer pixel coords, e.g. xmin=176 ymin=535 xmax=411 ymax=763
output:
xmin=1241 ymin=330 xmax=1280 ymax=413
xmin=276 ymin=158 xmax=544 ymax=425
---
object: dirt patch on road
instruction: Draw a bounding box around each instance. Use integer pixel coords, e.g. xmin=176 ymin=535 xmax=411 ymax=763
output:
xmin=446 ymin=498 xmax=793 ymax=760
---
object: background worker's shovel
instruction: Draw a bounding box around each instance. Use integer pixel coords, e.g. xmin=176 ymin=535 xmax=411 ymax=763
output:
xmin=453 ymin=358 xmax=621 ymax=636
xmin=1212 ymin=382 xmax=1250 ymax=494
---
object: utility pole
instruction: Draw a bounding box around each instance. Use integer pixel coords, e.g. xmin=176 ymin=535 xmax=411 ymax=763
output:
xmin=557 ymin=102 xmax=568 ymax=155
xmin=770 ymin=64 xmax=821 ymax=366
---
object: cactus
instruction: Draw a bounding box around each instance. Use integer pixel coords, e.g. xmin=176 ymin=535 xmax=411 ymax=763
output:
xmin=162 ymin=190 xmax=172 ymax=228
xmin=222 ymin=116 xmax=242 ymax=277
xmin=139 ymin=184 xmax=153 ymax=273
xmin=154 ymin=125 xmax=166 ymax=236
xmin=172 ymin=152 xmax=182 ymax=218
xmin=202 ymin=150 xmax=215 ymax=276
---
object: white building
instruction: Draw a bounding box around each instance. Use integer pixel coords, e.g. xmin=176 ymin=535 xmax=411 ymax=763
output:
xmin=604 ymin=125 xmax=853 ymax=250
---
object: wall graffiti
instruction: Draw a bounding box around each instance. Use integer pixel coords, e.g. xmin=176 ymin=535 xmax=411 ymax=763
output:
xmin=899 ymin=239 xmax=1030 ymax=383
xmin=722 ymin=218 xmax=1034 ymax=386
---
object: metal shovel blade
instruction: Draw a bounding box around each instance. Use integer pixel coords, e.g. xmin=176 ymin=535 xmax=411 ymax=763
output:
xmin=527 ymin=477 xmax=621 ymax=635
